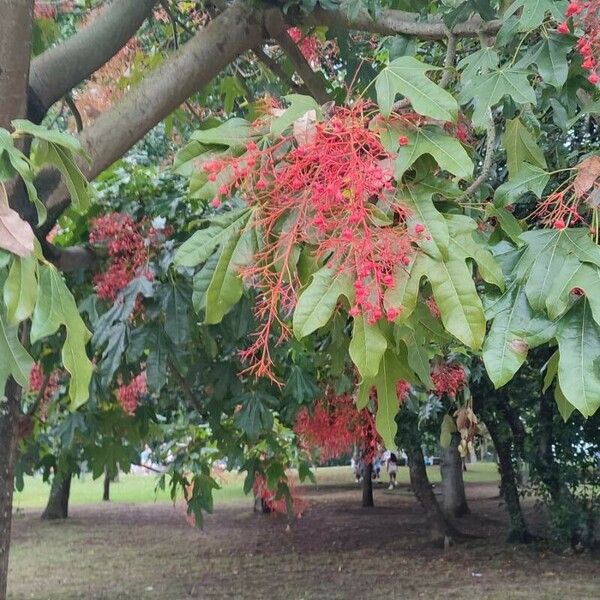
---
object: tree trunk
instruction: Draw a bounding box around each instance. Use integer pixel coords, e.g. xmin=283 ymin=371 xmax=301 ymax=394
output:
xmin=41 ymin=469 xmax=72 ymax=520
xmin=0 ymin=3 xmax=34 ymax=597
xmin=103 ymin=469 xmax=110 ymax=501
xmin=440 ymin=433 xmax=470 ymax=517
xmin=405 ymin=445 xmax=461 ymax=544
xmin=362 ymin=462 xmax=374 ymax=507
xmin=0 ymin=380 xmax=23 ymax=599
xmin=481 ymin=404 xmax=532 ymax=543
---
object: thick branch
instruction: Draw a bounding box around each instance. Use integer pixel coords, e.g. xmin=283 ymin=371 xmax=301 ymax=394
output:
xmin=300 ymin=8 xmax=501 ymax=40
xmin=28 ymin=0 xmax=158 ymax=121
xmin=266 ymin=13 xmax=330 ymax=104
xmin=41 ymin=0 xmax=266 ymax=221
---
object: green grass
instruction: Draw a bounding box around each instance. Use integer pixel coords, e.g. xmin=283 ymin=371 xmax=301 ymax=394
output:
xmin=13 ymin=462 xmax=499 ymax=510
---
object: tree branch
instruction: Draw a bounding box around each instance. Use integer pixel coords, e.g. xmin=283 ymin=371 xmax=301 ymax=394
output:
xmin=299 ymin=8 xmax=501 ymax=40
xmin=65 ymin=94 xmax=83 ymax=132
xmin=253 ymin=46 xmax=308 ymax=95
xmin=39 ymin=0 xmax=267 ymax=224
xmin=28 ymin=0 xmax=158 ymax=121
xmin=266 ymin=11 xmax=330 ymax=105
xmin=459 ymin=113 xmax=496 ymax=200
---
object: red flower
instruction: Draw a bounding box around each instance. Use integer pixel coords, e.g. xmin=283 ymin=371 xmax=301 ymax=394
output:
xmin=554 ymin=218 xmax=567 ymax=229
xmin=588 ymin=72 xmax=600 ymax=85
xmin=415 ymin=223 xmax=425 ymax=234
xmin=557 ymin=21 xmax=570 ymax=34
xmin=398 ymin=135 xmax=409 ymax=146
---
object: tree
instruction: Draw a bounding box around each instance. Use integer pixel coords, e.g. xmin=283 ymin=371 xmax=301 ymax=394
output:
xmin=3 ymin=1 xmax=600 ymax=594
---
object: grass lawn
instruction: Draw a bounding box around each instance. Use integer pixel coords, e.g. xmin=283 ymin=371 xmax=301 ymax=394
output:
xmin=12 ymin=462 xmax=499 ymax=509
xmin=8 ymin=462 xmax=600 ymax=600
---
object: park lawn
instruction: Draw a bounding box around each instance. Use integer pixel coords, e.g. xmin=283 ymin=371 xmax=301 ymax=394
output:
xmin=8 ymin=466 xmax=600 ymax=600
xmin=12 ymin=462 xmax=499 ymax=509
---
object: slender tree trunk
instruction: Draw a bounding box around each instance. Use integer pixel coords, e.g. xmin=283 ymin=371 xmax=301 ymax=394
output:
xmin=0 ymin=3 xmax=34 ymax=597
xmin=440 ymin=433 xmax=470 ymax=517
xmin=41 ymin=469 xmax=72 ymax=520
xmin=481 ymin=402 xmax=532 ymax=543
xmin=405 ymin=445 xmax=461 ymax=544
xmin=362 ymin=463 xmax=374 ymax=507
xmin=103 ymin=469 xmax=110 ymax=501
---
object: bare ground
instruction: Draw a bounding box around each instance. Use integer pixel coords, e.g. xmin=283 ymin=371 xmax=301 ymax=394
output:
xmin=7 ymin=481 xmax=600 ymax=599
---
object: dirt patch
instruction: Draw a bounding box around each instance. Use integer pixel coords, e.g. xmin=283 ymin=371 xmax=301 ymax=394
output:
xmin=8 ymin=481 xmax=600 ymax=599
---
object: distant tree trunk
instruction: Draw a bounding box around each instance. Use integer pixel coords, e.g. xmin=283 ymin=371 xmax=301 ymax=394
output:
xmin=405 ymin=446 xmax=461 ymax=544
xmin=479 ymin=396 xmax=532 ymax=543
xmin=440 ymin=433 xmax=470 ymax=517
xmin=362 ymin=463 xmax=374 ymax=507
xmin=103 ymin=469 xmax=110 ymax=501
xmin=41 ymin=469 xmax=72 ymax=520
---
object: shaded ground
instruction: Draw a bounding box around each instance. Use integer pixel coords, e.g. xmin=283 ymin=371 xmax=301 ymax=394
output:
xmin=8 ymin=479 xmax=600 ymax=599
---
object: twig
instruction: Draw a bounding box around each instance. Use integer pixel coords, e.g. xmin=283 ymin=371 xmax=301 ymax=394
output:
xmin=65 ymin=94 xmax=83 ymax=132
xmin=438 ymin=32 xmax=457 ymax=90
xmin=459 ymin=112 xmax=496 ymax=200
xmin=265 ymin=13 xmax=330 ymax=105
xmin=253 ymin=46 xmax=308 ymax=95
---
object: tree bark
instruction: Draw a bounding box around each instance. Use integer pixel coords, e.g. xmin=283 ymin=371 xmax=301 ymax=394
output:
xmin=480 ymin=399 xmax=532 ymax=543
xmin=362 ymin=462 xmax=374 ymax=507
xmin=41 ymin=0 xmax=267 ymax=223
xmin=440 ymin=432 xmax=470 ymax=518
xmin=28 ymin=0 xmax=158 ymax=121
xmin=0 ymin=380 xmax=23 ymax=600
xmin=103 ymin=469 xmax=110 ymax=501
xmin=0 ymin=3 xmax=34 ymax=597
xmin=41 ymin=469 xmax=72 ymax=520
xmin=405 ymin=445 xmax=461 ymax=544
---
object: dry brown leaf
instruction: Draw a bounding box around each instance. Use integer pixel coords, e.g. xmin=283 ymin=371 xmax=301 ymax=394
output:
xmin=0 ymin=204 xmax=35 ymax=257
xmin=573 ymin=156 xmax=600 ymax=197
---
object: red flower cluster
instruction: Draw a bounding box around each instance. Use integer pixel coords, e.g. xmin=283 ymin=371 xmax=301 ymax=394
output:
xmin=395 ymin=380 xmax=411 ymax=404
xmin=29 ymin=362 xmax=61 ymax=422
xmin=116 ymin=371 xmax=147 ymax=415
xmin=203 ymin=103 xmax=415 ymax=380
xmin=431 ymin=362 xmax=466 ymax=398
xmin=288 ymin=28 xmax=321 ymax=68
xmin=294 ymin=394 xmax=380 ymax=464
xmin=34 ymin=1 xmax=56 ymax=19
xmin=89 ymin=213 xmax=167 ymax=301
xmin=252 ymin=472 xmax=307 ymax=517
xmin=558 ymin=1 xmax=600 ymax=85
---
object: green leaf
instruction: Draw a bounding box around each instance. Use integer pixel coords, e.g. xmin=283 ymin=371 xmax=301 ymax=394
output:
xmin=503 ymin=118 xmax=547 ymax=177
xmin=545 ymin=262 xmax=600 ymax=323
xmin=542 ymin=349 xmax=559 ymax=393
xmin=163 ymin=282 xmax=191 ymax=345
xmin=373 ymin=349 xmax=410 ymax=449
xmin=173 ymin=140 xmax=207 ymax=177
xmin=0 ymin=310 xmax=33 ymax=389
xmin=556 ymin=299 xmax=600 ymax=417
xmin=504 ymin=0 xmax=565 ymax=32
xmin=421 ymin=253 xmax=486 ymax=349
xmin=190 ymin=118 xmax=251 ymax=148
xmin=293 ymin=266 xmax=353 ymax=339
xmin=458 ymin=47 xmax=499 ymax=85
xmin=532 ymin=35 xmax=571 ymax=88
xmin=394 ymin=126 xmax=473 ymax=180
xmin=483 ymin=285 xmax=556 ymax=387
xmin=485 ymin=205 xmax=524 ymax=245
xmin=3 ymin=255 xmax=37 ymax=324
xmin=555 ymin=381 xmax=575 ymax=421
xmin=234 ymin=392 xmax=275 ymax=439
xmin=12 ymin=119 xmax=83 ymax=153
xmin=440 ymin=414 xmax=457 ymax=449
xmin=459 ymin=68 xmax=536 ymax=128
xmin=494 ymin=163 xmax=549 ymax=206
xmin=396 ymin=324 xmax=433 ymax=388
xmin=34 ymin=141 xmax=91 ymax=212
xmin=349 ymin=316 xmax=388 ymax=379
xmin=175 ymin=208 xmax=251 ymax=268
xmin=400 ymin=186 xmax=450 ymax=259
xmin=271 ymin=94 xmax=321 ymax=137
xmin=30 ymin=264 xmax=92 ymax=408
xmin=375 ymin=56 xmax=459 ymax=121
xmin=383 ymin=253 xmax=425 ymax=322
xmin=146 ymin=326 xmax=170 ymax=392
xmin=192 ymin=253 xmax=219 ymax=314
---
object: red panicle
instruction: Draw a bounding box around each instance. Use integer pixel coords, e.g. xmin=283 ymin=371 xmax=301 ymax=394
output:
xmin=564 ymin=1 xmax=600 ymax=83
xmin=431 ymin=362 xmax=466 ymax=398
xmin=204 ymin=103 xmax=415 ymax=381
xmin=116 ymin=371 xmax=147 ymax=415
